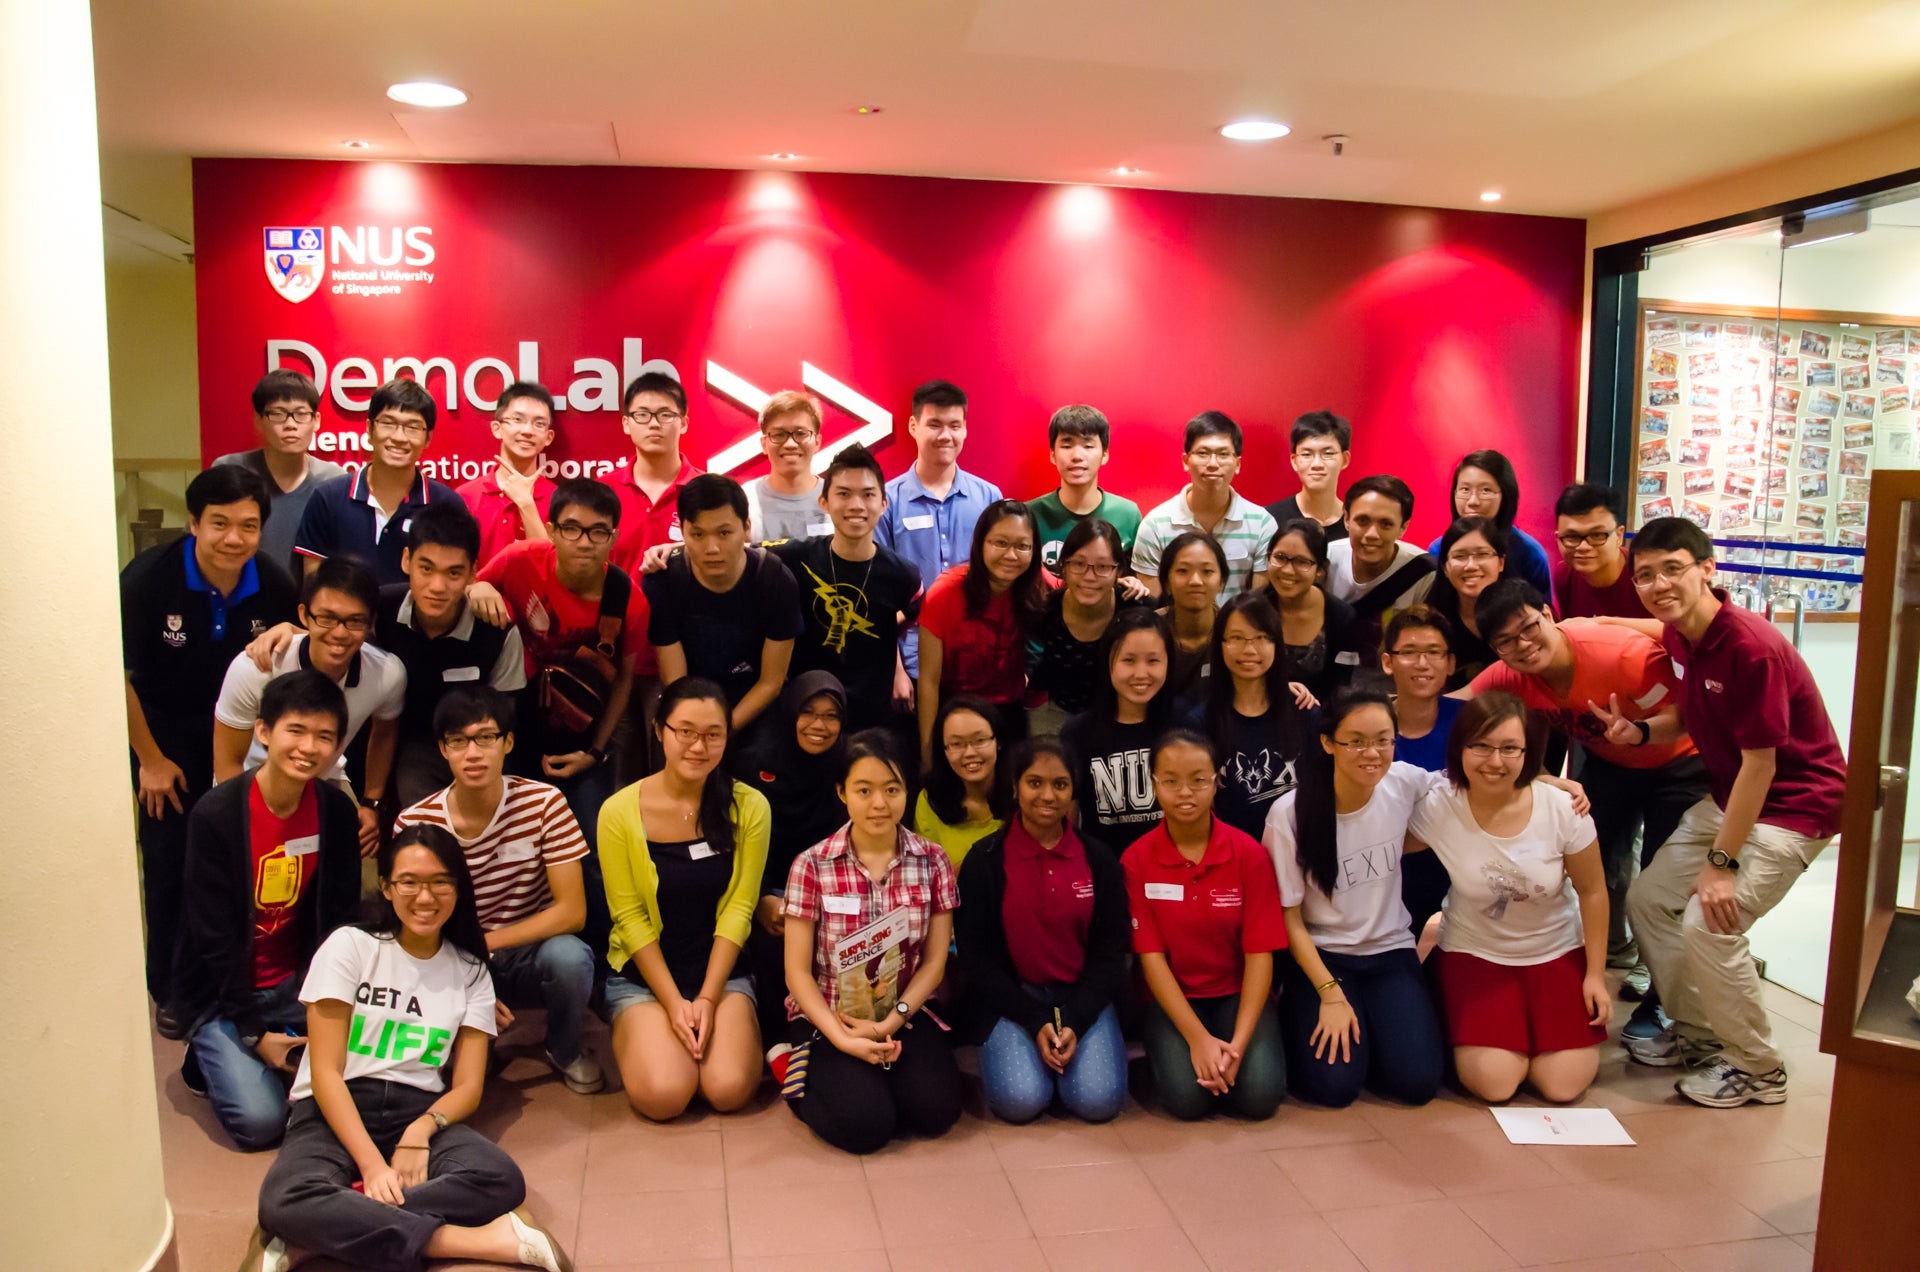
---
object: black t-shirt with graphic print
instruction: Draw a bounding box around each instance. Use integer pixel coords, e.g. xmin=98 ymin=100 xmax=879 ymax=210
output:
xmin=769 ymin=538 xmax=923 ymax=728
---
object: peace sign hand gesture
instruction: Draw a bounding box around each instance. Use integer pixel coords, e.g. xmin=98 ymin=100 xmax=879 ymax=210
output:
xmin=1589 ymin=693 xmax=1643 ymax=748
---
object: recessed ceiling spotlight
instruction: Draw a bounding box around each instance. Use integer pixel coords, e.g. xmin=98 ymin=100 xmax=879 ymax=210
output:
xmin=387 ymin=81 xmax=468 ymax=108
xmin=852 ymin=105 xmax=884 ymax=115
xmin=768 ymin=153 xmax=800 ymax=161
xmin=343 ymin=140 xmax=370 ymax=150
xmin=1480 ymin=190 xmax=1503 ymax=202
xmin=1112 ymin=166 xmax=1143 ymax=176
xmin=1218 ymin=120 xmax=1290 ymax=142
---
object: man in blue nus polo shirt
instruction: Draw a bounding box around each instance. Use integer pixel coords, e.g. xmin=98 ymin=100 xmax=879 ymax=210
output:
xmin=875 ymin=379 xmax=1001 ymax=680
xmin=294 ymin=377 xmax=460 ymax=585
xmin=121 ymin=465 xmax=299 ymax=1016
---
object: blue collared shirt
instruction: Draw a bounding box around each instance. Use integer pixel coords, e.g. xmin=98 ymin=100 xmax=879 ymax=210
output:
xmin=181 ymin=535 xmax=262 ymax=641
xmin=294 ymin=467 xmax=462 ymax=586
xmin=876 ymin=465 xmax=1003 ymax=676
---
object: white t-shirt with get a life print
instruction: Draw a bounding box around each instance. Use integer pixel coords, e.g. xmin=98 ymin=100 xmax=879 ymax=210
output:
xmin=289 ymin=926 xmax=497 ymax=1100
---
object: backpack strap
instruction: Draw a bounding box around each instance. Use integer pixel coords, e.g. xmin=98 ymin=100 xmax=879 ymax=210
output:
xmin=1348 ymin=554 xmax=1435 ymax=621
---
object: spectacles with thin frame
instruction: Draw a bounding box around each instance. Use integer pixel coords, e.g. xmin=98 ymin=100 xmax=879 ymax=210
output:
xmin=371 ymin=416 xmax=429 ymax=440
xmin=664 ymin=724 xmax=726 ymax=749
xmin=944 ymin=735 xmax=996 ymax=756
xmin=1389 ymin=645 xmax=1449 ymax=663
xmin=1331 ymin=737 xmax=1394 ymax=754
xmin=390 ymin=876 xmax=457 ymax=896
xmin=1489 ymin=613 xmax=1551 ymax=656
xmin=1064 ymin=559 xmax=1119 ymax=578
xmin=1632 ymin=560 xmax=1703 ymax=590
xmin=1466 ymin=743 xmax=1527 ymax=760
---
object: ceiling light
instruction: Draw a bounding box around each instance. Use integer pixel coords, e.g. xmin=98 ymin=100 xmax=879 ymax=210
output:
xmin=852 ymin=105 xmax=884 ymax=115
xmin=343 ymin=140 xmax=369 ymax=150
xmin=768 ymin=153 xmax=799 ymax=161
xmin=1218 ymin=120 xmax=1290 ymax=142
xmin=1112 ymin=166 xmax=1142 ymax=176
xmin=387 ymin=81 xmax=467 ymax=108
xmin=1480 ymin=190 xmax=1502 ymax=202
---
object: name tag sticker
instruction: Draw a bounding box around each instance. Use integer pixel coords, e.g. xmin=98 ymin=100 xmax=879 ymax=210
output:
xmin=1335 ymin=650 xmax=1361 ymax=666
xmin=495 ymin=838 xmax=540 ymax=863
xmin=823 ymin=893 xmax=862 ymax=915
xmin=442 ymin=666 xmax=481 ymax=682
xmin=1635 ymin=683 xmax=1669 ymax=709
xmin=283 ymin=834 xmax=321 ymax=858
xmin=903 ymin=514 xmax=935 ymax=531
xmin=1145 ymin=882 xmax=1184 ymax=901
xmin=687 ymin=841 xmax=715 ymax=860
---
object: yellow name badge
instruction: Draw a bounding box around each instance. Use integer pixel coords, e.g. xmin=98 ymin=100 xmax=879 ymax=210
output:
xmin=258 ymin=855 xmax=301 ymax=906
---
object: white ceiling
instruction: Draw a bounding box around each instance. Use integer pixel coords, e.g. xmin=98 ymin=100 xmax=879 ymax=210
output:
xmin=91 ymin=0 xmax=1920 ymax=238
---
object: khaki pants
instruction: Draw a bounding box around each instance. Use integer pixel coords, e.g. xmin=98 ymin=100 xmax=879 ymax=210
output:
xmin=1625 ymin=798 xmax=1828 ymax=1074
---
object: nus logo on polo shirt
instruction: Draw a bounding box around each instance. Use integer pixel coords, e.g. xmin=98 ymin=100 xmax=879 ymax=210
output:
xmin=163 ymin=613 xmax=187 ymax=647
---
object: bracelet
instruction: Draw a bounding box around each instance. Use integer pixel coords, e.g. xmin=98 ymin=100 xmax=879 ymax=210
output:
xmin=393 ymin=1143 xmax=429 ymax=1152
xmin=1315 ymin=977 xmax=1340 ymax=997
xmin=1632 ymin=720 xmax=1651 ymax=746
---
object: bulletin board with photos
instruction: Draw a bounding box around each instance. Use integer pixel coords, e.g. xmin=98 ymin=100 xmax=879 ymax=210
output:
xmin=1633 ymin=300 xmax=1920 ymax=613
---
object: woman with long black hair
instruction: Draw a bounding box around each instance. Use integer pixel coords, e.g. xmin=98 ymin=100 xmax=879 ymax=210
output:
xmin=914 ymin=694 xmax=1009 ymax=868
xmin=1201 ymin=591 xmax=1310 ymax=839
xmin=1029 ymin=517 xmax=1146 ymax=734
xmin=250 ymin=826 xmax=570 ymax=1272
xmin=1425 ymin=515 xmax=1509 ymax=689
xmin=1060 ymin=607 xmax=1174 ymax=849
xmin=1257 ymin=518 xmax=1362 ymax=705
xmin=1262 ymin=690 xmax=1445 ymax=1107
xmin=1428 ymin=449 xmax=1552 ymax=598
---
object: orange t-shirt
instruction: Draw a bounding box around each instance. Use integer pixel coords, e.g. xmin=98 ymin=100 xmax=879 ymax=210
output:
xmin=1468 ymin=623 xmax=1696 ymax=769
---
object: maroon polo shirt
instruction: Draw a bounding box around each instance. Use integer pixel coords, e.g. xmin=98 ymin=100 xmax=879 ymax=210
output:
xmin=1002 ymin=818 xmax=1095 ymax=987
xmin=1663 ymin=589 xmax=1846 ymax=839
xmin=1552 ymin=560 xmax=1648 ymax=621
xmin=1121 ymin=817 xmax=1288 ymax=1000
xmin=608 ymin=456 xmax=701 ymax=576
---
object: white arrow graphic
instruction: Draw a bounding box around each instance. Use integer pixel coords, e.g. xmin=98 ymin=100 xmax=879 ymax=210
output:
xmin=704 ymin=360 xmax=893 ymax=476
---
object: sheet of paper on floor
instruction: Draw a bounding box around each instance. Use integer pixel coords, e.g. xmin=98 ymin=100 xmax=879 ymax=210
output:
xmin=1490 ymin=1106 xmax=1635 ymax=1146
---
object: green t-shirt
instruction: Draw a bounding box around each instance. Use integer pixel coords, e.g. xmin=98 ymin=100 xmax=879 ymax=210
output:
xmin=1026 ymin=489 xmax=1145 ymax=571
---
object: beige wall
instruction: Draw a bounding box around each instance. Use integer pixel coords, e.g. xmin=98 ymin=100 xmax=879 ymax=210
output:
xmin=1 ymin=2 xmax=174 ymax=1268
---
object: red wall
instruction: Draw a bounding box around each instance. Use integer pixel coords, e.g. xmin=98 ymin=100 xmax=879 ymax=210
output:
xmin=193 ymin=159 xmax=1586 ymax=545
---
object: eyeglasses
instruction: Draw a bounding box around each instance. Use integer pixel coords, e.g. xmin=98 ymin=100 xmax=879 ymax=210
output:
xmin=764 ymin=428 xmax=817 ymax=445
xmin=390 ymin=876 xmax=456 ymax=896
xmin=984 ymin=538 xmax=1032 ymax=554
xmin=1465 ymin=743 xmax=1527 ymax=760
xmin=625 ymin=408 xmax=683 ymax=427
xmin=1294 ymin=445 xmax=1342 ymax=462
xmin=1632 ymin=560 xmax=1702 ymax=590
xmin=1389 ymin=645 xmax=1450 ymax=663
xmin=1556 ymin=529 xmax=1618 ymax=550
xmin=442 ymin=730 xmax=506 ymax=751
xmin=1489 ymin=614 xmax=1551 ymax=656
xmin=1153 ymin=774 xmax=1216 ymax=793
xmin=1188 ymin=447 xmax=1237 ymax=464
xmin=663 ymin=724 xmax=726 ymax=749
xmin=1331 ymin=737 xmax=1394 ymax=754
xmin=553 ymin=522 xmax=614 ymax=544
xmin=307 ymin=609 xmax=371 ymax=634
xmin=262 ymin=407 xmax=316 ymax=425
xmin=1064 ymin=560 xmax=1119 ymax=578
xmin=1222 ymin=633 xmax=1275 ymax=649
xmin=1269 ymin=552 xmax=1319 ymax=573
xmin=944 ymin=735 xmax=997 ymax=756
xmin=1447 ymin=549 xmax=1501 ymax=566
xmin=497 ymin=413 xmax=550 ymax=431
xmin=797 ymin=708 xmax=842 ymax=725
xmin=370 ymin=416 xmax=429 ymax=440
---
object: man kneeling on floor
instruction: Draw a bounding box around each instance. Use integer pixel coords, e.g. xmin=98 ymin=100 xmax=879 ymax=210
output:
xmin=396 ymin=686 xmax=604 ymax=1094
xmin=161 ymin=670 xmax=362 ymax=1150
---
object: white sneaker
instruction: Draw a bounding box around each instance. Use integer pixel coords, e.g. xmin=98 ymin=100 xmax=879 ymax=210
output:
xmin=547 ymin=1049 xmax=605 ymax=1095
xmin=1677 ymin=1059 xmax=1789 ymax=1108
xmin=508 ymin=1207 xmax=574 ymax=1272
xmin=236 ymin=1228 xmax=290 ymax=1272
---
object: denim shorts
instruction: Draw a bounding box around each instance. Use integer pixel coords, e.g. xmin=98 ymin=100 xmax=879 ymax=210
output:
xmin=605 ymin=970 xmax=756 ymax=1021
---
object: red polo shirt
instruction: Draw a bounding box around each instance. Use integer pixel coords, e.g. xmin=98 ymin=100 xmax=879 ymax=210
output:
xmin=1552 ymin=561 xmax=1648 ymax=621
xmin=1002 ymin=819 xmax=1095 ymax=986
xmin=456 ymin=468 xmax=555 ymax=569
xmin=1663 ymin=589 xmax=1846 ymax=839
xmin=1122 ymin=816 xmax=1288 ymax=999
xmin=609 ymin=456 xmax=701 ymax=576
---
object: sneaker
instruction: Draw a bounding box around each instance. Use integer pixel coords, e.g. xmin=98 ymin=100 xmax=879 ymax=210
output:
xmin=507 ymin=1206 xmax=575 ymax=1272
xmin=547 ymin=1049 xmax=604 ymax=1095
xmin=1620 ymin=999 xmax=1668 ymax=1043
xmin=181 ymin=1049 xmax=209 ymax=1099
xmin=1623 ymin=1022 xmax=1723 ymax=1069
xmin=1677 ymin=1059 xmax=1789 ymax=1108
xmin=1617 ymin=964 xmax=1652 ymax=1001
xmin=235 ymin=1227 xmax=290 ymax=1272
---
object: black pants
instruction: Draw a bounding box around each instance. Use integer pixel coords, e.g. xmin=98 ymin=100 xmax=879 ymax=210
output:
xmin=747 ymin=916 xmax=789 ymax=1044
xmin=1401 ymin=851 xmax=1452 ymax=941
xmin=788 ymin=1017 xmax=963 ymax=1155
xmin=259 ymin=1080 xmax=526 ymax=1272
xmin=1571 ymin=750 xmax=1710 ymax=965
xmin=137 ymin=763 xmax=211 ymax=1003
xmin=1140 ymin=994 xmax=1286 ymax=1121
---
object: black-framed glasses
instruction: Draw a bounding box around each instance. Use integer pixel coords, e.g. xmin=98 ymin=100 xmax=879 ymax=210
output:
xmin=625 ymin=408 xmax=683 ymax=426
xmin=262 ymin=407 xmax=316 ymax=425
xmin=1556 ymin=529 xmax=1619 ymax=550
xmin=553 ymin=522 xmax=614 ymax=544
xmin=370 ymin=416 xmax=429 ymax=440
xmin=307 ymin=609 xmax=371 ymax=634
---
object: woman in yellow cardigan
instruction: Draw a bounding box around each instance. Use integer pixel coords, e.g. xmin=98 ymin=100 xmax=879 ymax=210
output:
xmin=598 ymin=677 xmax=770 ymax=1120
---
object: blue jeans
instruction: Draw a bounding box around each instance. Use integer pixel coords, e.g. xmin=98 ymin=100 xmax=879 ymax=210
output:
xmin=978 ymin=987 xmax=1127 ymax=1124
xmin=1278 ymin=946 xmax=1443 ymax=1108
xmin=489 ymin=934 xmax=596 ymax=1065
xmin=190 ymin=977 xmax=307 ymax=1151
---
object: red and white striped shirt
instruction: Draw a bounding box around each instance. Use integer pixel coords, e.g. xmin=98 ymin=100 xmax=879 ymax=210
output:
xmin=396 ymin=777 xmax=588 ymax=930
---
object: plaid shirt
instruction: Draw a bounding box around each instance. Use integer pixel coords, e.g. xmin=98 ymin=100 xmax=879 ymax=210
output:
xmin=783 ymin=824 xmax=959 ymax=1020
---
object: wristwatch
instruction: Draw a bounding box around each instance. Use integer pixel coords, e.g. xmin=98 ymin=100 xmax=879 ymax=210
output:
xmin=894 ymin=1001 xmax=914 ymax=1024
xmin=429 ymin=1111 xmax=449 ymax=1133
xmin=1706 ymin=847 xmax=1740 ymax=872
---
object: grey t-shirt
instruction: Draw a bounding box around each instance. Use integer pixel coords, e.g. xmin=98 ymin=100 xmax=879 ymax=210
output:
xmin=743 ymin=476 xmax=831 ymax=543
xmin=213 ymin=450 xmax=349 ymax=575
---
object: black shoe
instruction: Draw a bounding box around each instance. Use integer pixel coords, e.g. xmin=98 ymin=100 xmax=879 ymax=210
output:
xmin=155 ymin=1004 xmax=186 ymax=1040
xmin=181 ymin=1049 xmax=208 ymax=1099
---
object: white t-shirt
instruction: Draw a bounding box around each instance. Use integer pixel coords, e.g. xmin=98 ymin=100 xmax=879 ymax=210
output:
xmin=1409 ymin=782 xmax=1597 ymax=966
xmin=1264 ymin=762 xmax=1436 ymax=957
xmin=1326 ymin=539 xmax=1435 ymax=608
xmin=214 ymin=634 xmax=407 ymax=781
xmin=289 ymin=926 xmax=497 ymax=1100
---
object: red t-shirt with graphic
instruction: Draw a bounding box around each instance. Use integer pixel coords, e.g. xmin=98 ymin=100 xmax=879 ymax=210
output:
xmin=478 ymin=538 xmax=654 ymax=678
xmin=250 ymin=780 xmax=320 ymax=989
xmin=1469 ymin=623 xmax=1696 ymax=769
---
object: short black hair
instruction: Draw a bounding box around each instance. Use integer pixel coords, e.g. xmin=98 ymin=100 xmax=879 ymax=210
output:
xmin=1290 ymin=409 xmax=1352 ymax=452
xmin=252 ymin=369 xmax=319 ymax=415
xmin=1183 ymin=410 xmax=1242 ymax=455
xmin=822 ymin=442 xmax=886 ymax=494
xmin=1446 ymin=691 xmax=1547 ymax=790
xmin=301 ymin=556 xmax=379 ymax=616
xmin=548 ymin=478 xmax=621 ymax=528
xmin=1383 ymin=603 xmax=1453 ymax=652
xmin=188 ymin=464 xmax=272 ymax=523
xmin=406 ymin=500 xmax=481 ymax=562
xmin=677 ymin=472 xmax=749 ymax=526
xmin=1554 ymin=482 xmax=1623 ymax=522
xmin=911 ymin=380 xmax=967 ymax=416
xmin=1344 ymin=474 xmax=1414 ymax=523
xmin=259 ymin=668 xmax=348 ymax=736
xmin=496 ymin=381 xmax=555 ymax=420
xmin=1474 ymin=578 xmax=1549 ymax=645
xmin=433 ymin=685 xmax=515 ymax=740
xmin=1630 ymin=515 xmax=1713 ymax=563
xmin=369 ymin=378 xmax=437 ymax=432
xmin=622 ymin=370 xmax=686 ymax=414
xmin=1047 ymin=404 xmax=1110 ymax=448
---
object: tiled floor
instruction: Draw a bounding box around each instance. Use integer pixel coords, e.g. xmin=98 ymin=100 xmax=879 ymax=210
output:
xmin=157 ymin=982 xmax=1832 ymax=1271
